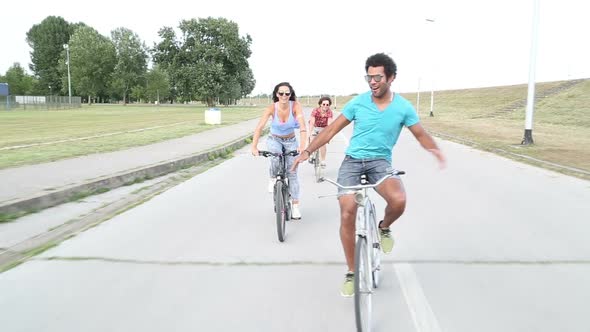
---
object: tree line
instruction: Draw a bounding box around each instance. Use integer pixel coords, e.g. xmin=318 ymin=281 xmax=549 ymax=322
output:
xmin=0 ymin=16 xmax=256 ymax=106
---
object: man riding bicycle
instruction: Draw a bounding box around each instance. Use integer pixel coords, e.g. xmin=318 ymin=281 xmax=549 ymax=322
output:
xmin=292 ymin=53 xmax=446 ymax=297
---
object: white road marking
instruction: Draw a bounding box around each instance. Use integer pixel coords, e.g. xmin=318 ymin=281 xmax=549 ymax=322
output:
xmin=395 ymin=263 xmax=443 ymax=332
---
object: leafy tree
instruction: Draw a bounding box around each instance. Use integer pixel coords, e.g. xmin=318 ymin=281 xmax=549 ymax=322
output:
xmin=145 ymin=66 xmax=170 ymax=103
xmin=152 ymin=17 xmax=255 ymax=106
xmin=152 ymin=27 xmax=179 ymax=71
xmin=152 ymin=27 xmax=180 ymax=102
xmin=63 ymin=26 xmax=116 ymax=103
xmin=111 ymin=27 xmax=148 ymax=104
xmin=3 ymin=63 xmax=35 ymax=95
xmin=129 ymin=85 xmax=145 ymax=103
xmin=26 ymin=16 xmax=73 ymax=94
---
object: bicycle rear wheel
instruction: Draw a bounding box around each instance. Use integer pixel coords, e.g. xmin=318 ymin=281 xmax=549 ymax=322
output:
xmin=354 ymin=235 xmax=372 ymax=332
xmin=274 ymin=180 xmax=287 ymax=242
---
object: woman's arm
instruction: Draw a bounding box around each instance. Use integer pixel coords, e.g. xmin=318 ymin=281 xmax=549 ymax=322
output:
xmin=250 ymin=105 xmax=273 ymax=155
xmin=293 ymin=101 xmax=307 ymax=152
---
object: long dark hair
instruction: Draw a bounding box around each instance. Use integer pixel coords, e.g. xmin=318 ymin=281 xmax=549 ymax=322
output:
xmin=272 ymin=82 xmax=297 ymax=102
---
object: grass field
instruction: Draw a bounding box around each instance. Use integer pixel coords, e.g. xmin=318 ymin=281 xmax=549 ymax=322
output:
xmin=400 ymin=79 xmax=590 ymax=179
xmin=1 ymin=79 xmax=589 ymax=180
xmin=0 ymin=104 xmax=263 ymax=169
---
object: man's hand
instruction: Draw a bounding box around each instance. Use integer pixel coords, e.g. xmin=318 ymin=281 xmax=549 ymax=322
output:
xmin=429 ymin=149 xmax=446 ymax=169
xmin=291 ymin=150 xmax=309 ymax=171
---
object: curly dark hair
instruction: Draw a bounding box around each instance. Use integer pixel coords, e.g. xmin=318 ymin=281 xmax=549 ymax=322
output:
xmin=365 ymin=53 xmax=397 ymax=79
xmin=272 ymin=82 xmax=297 ymax=102
xmin=318 ymin=96 xmax=332 ymax=106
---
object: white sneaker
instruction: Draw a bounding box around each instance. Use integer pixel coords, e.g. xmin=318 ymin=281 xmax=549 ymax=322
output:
xmin=291 ymin=204 xmax=301 ymax=220
xmin=268 ymin=179 xmax=276 ymax=193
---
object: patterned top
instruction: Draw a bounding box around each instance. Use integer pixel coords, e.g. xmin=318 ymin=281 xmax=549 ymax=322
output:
xmin=310 ymin=107 xmax=333 ymax=127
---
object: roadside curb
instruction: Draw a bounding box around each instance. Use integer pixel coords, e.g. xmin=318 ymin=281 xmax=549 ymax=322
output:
xmin=0 ymin=132 xmax=256 ymax=216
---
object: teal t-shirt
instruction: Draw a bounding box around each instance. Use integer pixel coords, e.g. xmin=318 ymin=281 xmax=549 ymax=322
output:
xmin=341 ymin=91 xmax=419 ymax=162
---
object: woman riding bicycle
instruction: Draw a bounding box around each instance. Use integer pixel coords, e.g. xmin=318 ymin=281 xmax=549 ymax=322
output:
xmin=251 ymin=82 xmax=307 ymax=220
xmin=309 ymin=96 xmax=334 ymax=168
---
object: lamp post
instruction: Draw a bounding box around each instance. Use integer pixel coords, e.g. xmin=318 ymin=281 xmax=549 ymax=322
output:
xmin=426 ymin=18 xmax=436 ymax=117
xmin=522 ymin=0 xmax=540 ymax=145
xmin=63 ymin=44 xmax=72 ymax=105
xmin=416 ymin=77 xmax=421 ymax=114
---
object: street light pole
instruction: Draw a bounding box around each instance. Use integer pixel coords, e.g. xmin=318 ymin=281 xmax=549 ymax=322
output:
xmin=416 ymin=77 xmax=421 ymax=114
xmin=425 ymin=18 xmax=436 ymax=117
xmin=63 ymin=44 xmax=72 ymax=105
xmin=522 ymin=0 xmax=540 ymax=145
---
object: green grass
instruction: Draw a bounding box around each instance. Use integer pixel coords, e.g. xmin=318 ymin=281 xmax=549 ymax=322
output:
xmin=400 ymin=79 xmax=590 ymax=179
xmin=0 ymin=104 xmax=263 ymax=169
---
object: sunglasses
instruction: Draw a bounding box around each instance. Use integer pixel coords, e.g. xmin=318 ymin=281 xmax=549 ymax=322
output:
xmin=365 ymin=74 xmax=385 ymax=83
xmin=321 ymin=103 xmax=330 ymax=106
xmin=278 ymin=91 xmax=291 ymax=96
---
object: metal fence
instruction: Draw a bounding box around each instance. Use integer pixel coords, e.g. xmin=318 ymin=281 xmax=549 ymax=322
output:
xmin=0 ymin=95 xmax=82 ymax=110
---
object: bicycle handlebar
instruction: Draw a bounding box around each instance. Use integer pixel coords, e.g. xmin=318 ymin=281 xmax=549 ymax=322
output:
xmin=258 ymin=150 xmax=299 ymax=158
xmin=320 ymin=170 xmax=405 ymax=190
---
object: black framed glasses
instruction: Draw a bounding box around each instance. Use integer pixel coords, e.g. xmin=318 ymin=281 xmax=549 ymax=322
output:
xmin=278 ymin=91 xmax=291 ymax=96
xmin=365 ymin=74 xmax=385 ymax=83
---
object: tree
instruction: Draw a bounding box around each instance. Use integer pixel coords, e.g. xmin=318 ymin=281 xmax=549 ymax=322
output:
xmin=3 ymin=63 xmax=35 ymax=95
xmin=145 ymin=66 xmax=170 ymax=103
xmin=129 ymin=85 xmax=145 ymax=103
xmin=152 ymin=17 xmax=255 ymax=106
xmin=63 ymin=26 xmax=116 ymax=103
xmin=26 ymin=16 xmax=73 ymax=95
xmin=111 ymin=27 xmax=148 ymax=104
xmin=152 ymin=27 xmax=181 ymax=102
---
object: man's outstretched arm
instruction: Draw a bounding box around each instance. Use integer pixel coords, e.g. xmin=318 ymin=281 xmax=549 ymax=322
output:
xmin=408 ymin=123 xmax=446 ymax=169
xmin=291 ymin=115 xmax=350 ymax=170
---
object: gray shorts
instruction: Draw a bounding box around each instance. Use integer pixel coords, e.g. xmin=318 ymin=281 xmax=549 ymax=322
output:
xmin=312 ymin=127 xmax=326 ymax=136
xmin=336 ymin=155 xmax=399 ymax=196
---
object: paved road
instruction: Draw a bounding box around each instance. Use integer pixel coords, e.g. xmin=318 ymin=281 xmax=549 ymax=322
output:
xmin=0 ymin=122 xmax=589 ymax=331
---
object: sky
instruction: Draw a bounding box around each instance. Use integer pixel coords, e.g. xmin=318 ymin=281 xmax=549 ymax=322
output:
xmin=1 ymin=0 xmax=589 ymax=96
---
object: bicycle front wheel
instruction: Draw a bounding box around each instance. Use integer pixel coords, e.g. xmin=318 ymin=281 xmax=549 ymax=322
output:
xmin=274 ymin=180 xmax=287 ymax=242
xmin=367 ymin=202 xmax=381 ymax=288
xmin=354 ymin=235 xmax=373 ymax=332
xmin=313 ymin=151 xmax=322 ymax=182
